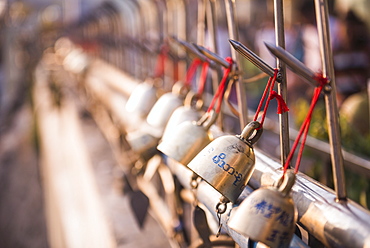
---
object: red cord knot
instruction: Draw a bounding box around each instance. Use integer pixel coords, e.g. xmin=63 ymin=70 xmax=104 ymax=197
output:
xmin=269 ymin=90 xmax=290 ymax=114
xmin=314 ymin=72 xmax=329 ymax=87
xmin=225 ymin=57 xmax=234 ymax=68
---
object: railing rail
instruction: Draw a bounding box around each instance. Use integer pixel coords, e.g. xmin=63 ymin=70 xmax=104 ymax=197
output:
xmin=59 ymin=44 xmax=370 ymax=247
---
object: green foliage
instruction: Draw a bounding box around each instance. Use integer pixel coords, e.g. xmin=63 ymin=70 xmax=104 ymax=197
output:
xmin=293 ymin=97 xmax=370 ymax=209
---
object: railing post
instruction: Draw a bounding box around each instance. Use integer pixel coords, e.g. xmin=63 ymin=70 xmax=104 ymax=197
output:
xmin=224 ymin=0 xmax=248 ymax=130
xmin=314 ymin=0 xmax=347 ymax=201
xmin=274 ymin=0 xmax=290 ymax=165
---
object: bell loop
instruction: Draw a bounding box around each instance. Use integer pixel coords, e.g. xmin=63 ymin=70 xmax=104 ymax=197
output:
xmin=172 ymin=81 xmax=189 ymax=96
xmin=195 ymin=98 xmax=204 ymax=111
xmin=190 ymin=173 xmax=200 ymax=207
xmin=215 ymin=201 xmax=227 ymax=215
xmin=153 ymin=77 xmax=163 ymax=88
xmin=191 ymin=173 xmax=199 ymax=189
xmin=238 ymin=121 xmax=263 ymax=145
xmin=184 ymin=91 xmax=204 ymax=110
xmin=196 ymin=110 xmax=218 ymax=130
xmin=215 ymin=196 xmax=229 ymax=237
xmin=278 ymin=170 xmax=296 ymax=197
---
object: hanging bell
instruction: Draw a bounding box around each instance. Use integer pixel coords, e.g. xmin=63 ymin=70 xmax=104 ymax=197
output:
xmin=228 ymin=170 xmax=297 ymax=248
xmin=126 ymin=125 xmax=160 ymax=161
xmin=146 ymin=81 xmax=187 ymax=132
xmin=157 ymin=110 xmax=217 ymax=165
xmin=125 ymin=78 xmax=158 ymax=118
xmin=161 ymin=91 xmax=203 ymax=142
xmin=187 ymin=121 xmax=263 ymax=203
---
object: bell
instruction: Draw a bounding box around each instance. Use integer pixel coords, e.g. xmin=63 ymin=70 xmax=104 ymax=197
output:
xmin=146 ymin=81 xmax=187 ymax=132
xmin=157 ymin=111 xmax=217 ymax=165
xmin=125 ymin=79 xmax=158 ymax=118
xmin=126 ymin=125 xmax=160 ymax=161
xmin=228 ymin=170 xmax=297 ymax=248
xmin=161 ymin=91 xmax=203 ymax=142
xmin=186 ymin=121 xmax=262 ymax=203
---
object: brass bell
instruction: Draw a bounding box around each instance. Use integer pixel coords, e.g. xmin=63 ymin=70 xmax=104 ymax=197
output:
xmin=228 ymin=170 xmax=297 ymax=248
xmin=161 ymin=91 xmax=203 ymax=142
xmin=186 ymin=121 xmax=263 ymax=203
xmin=157 ymin=110 xmax=217 ymax=165
xmin=125 ymin=79 xmax=158 ymax=118
xmin=126 ymin=129 xmax=159 ymax=159
xmin=146 ymin=81 xmax=187 ymax=132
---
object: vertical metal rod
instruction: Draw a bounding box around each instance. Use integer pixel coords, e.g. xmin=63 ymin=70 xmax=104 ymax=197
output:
xmin=206 ymin=0 xmax=220 ymax=98
xmin=224 ymin=0 xmax=248 ymax=130
xmin=130 ymin=0 xmax=142 ymax=79
xmin=136 ymin=0 xmax=149 ymax=79
xmin=197 ymin=0 xmax=207 ymax=46
xmin=177 ymin=0 xmax=187 ymax=81
xmin=206 ymin=0 xmax=218 ymax=53
xmin=165 ymin=0 xmax=177 ymax=90
xmin=274 ymin=0 xmax=290 ymax=165
xmin=205 ymin=0 xmax=223 ymax=128
xmin=314 ymin=0 xmax=347 ymax=200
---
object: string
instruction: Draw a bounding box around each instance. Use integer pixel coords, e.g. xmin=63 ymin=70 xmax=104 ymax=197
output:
xmin=253 ymin=69 xmax=288 ymax=128
xmin=185 ymin=58 xmax=203 ymax=87
xmin=283 ymin=74 xmax=328 ymax=174
xmin=253 ymin=74 xmax=275 ymax=122
xmin=197 ymin=61 xmax=210 ymax=96
xmin=154 ymin=45 xmax=168 ymax=78
xmin=269 ymin=91 xmax=290 ymax=114
xmin=206 ymin=57 xmax=233 ymax=114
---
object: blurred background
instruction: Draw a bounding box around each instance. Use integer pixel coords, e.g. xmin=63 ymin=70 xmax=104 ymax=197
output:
xmin=0 ymin=0 xmax=369 ymax=247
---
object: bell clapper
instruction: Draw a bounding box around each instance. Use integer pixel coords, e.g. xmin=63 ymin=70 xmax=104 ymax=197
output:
xmin=215 ymin=196 xmax=230 ymax=237
xmin=190 ymin=172 xmax=200 ymax=207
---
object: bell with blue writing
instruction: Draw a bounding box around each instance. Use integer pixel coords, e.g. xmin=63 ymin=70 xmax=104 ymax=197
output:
xmin=228 ymin=170 xmax=297 ymax=248
xmin=186 ymin=121 xmax=263 ymax=203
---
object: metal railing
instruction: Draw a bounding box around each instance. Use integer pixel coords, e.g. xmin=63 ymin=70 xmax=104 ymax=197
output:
xmin=54 ymin=0 xmax=370 ymax=247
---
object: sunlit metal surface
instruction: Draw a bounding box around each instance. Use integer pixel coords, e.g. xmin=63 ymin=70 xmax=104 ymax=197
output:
xmin=250 ymin=152 xmax=370 ymax=248
xmin=58 ymin=3 xmax=370 ymax=242
xmin=264 ymin=43 xmax=318 ymax=86
xmin=229 ymin=39 xmax=274 ymax=77
xmin=193 ymin=43 xmax=230 ymax=68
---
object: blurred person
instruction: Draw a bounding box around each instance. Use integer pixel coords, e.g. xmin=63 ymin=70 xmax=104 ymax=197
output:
xmin=284 ymin=0 xmax=341 ymax=105
xmin=334 ymin=10 xmax=370 ymax=106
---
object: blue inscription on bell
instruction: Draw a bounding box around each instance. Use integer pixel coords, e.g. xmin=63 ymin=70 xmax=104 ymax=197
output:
xmin=211 ymin=152 xmax=243 ymax=186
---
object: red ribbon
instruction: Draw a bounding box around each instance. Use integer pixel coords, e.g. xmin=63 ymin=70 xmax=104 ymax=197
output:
xmin=154 ymin=45 xmax=169 ymax=78
xmin=283 ymin=74 xmax=328 ymax=174
xmin=253 ymin=69 xmax=288 ymax=128
xmin=185 ymin=58 xmax=203 ymax=87
xmin=207 ymin=57 xmax=233 ymax=114
xmin=197 ymin=62 xmax=210 ymax=96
